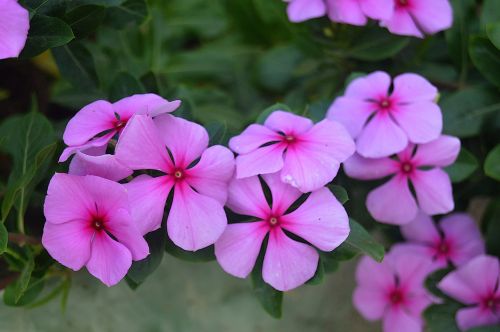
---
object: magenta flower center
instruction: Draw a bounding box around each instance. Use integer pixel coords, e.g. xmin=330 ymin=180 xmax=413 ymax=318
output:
xmin=482 ymin=295 xmax=500 ymax=312
xmin=115 ymin=120 xmax=126 ymax=130
xmin=437 ymin=241 xmax=450 ymax=255
xmin=92 ymin=217 xmax=105 ymax=231
xmin=174 ymin=169 xmax=184 ymax=180
xmin=268 ymin=216 xmax=280 ymax=227
xmin=388 ymin=288 xmax=405 ymax=305
xmin=378 ymin=97 xmax=392 ymax=110
xmin=400 ymin=161 xmax=414 ymax=175
xmin=397 ymin=0 xmax=409 ymax=7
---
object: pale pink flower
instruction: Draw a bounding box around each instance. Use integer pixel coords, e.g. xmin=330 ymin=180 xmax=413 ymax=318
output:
xmin=60 ymin=94 xmax=181 ymax=162
xmin=326 ymin=0 xmax=393 ymax=26
xmin=115 ymin=114 xmax=234 ymax=250
xmin=215 ymin=173 xmax=349 ymax=291
xmin=229 ymin=111 xmax=355 ymax=193
xmin=344 ymin=135 xmax=460 ymax=225
xmin=0 ymin=0 xmax=29 ymax=59
xmin=399 ymin=212 xmax=485 ymax=269
xmin=380 ymin=0 xmax=453 ymax=38
xmin=354 ymin=246 xmax=435 ymax=332
xmin=285 ymin=0 xmax=327 ymax=23
xmin=42 ymin=173 xmax=149 ymax=287
xmin=438 ymin=255 xmax=500 ymax=331
xmin=328 ymin=71 xmax=442 ymax=158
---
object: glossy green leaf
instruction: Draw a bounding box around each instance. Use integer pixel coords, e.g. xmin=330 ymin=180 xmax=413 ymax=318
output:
xmin=52 ymin=41 xmax=99 ymax=90
xmin=487 ymin=23 xmax=500 ymax=50
xmin=485 ymin=144 xmax=500 ymax=181
xmin=424 ymin=303 xmax=462 ymax=332
xmin=445 ymin=148 xmax=479 ymax=182
xmin=425 ymin=267 xmax=454 ymax=299
xmin=328 ymin=185 xmax=349 ymax=205
xmin=64 ymin=4 xmax=106 ymax=38
xmin=105 ymin=0 xmax=148 ymax=28
xmin=108 ymin=72 xmax=145 ymax=102
xmin=342 ymin=219 xmax=385 ymax=262
xmin=165 ymin=238 xmax=215 ymax=262
xmin=14 ymin=249 xmax=35 ymax=303
xmin=469 ymin=36 xmax=500 ymax=88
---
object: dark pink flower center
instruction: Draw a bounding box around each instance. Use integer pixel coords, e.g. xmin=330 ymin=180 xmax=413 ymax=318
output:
xmin=388 ymin=288 xmax=405 ymax=305
xmin=281 ymin=134 xmax=297 ymax=146
xmin=378 ymin=97 xmax=392 ymax=110
xmin=267 ymin=216 xmax=280 ymax=227
xmin=400 ymin=161 xmax=414 ymax=175
xmin=397 ymin=0 xmax=409 ymax=7
xmin=481 ymin=295 xmax=500 ymax=312
xmin=114 ymin=119 xmax=128 ymax=132
xmin=173 ymin=169 xmax=184 ymax=180
xmin=92 ymin=217 xmax=106 ymax=231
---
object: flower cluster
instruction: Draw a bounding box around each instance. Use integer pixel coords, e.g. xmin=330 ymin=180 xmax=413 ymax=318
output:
xmin=329 ymin=71 xmax=460 ymax=225
xmin=43 ymin=95 xmax=356 ymax=290
xmin=284 ymin=0 xmax=453 ymax=38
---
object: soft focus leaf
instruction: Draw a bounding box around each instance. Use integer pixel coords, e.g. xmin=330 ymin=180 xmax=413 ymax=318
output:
xmin=425 ymin=267 xmax=454 ymax=299
xmin=424 ymin=303 xmax=462 ymax=332
xmin=258 ymin=45 xmax=303 ymax=92
xmin=21 ymin=15 xmax=75 ymax=58
xmin=469 ymin=36 xmax=500 ymax=88
xmin=485 ymin=144 xmax=500 ymax=181
xmin=305 ymin=259 xmax=324 ymax=286
xmin=108 ymin=72 xmax=145 ymax=102
xmin=484 ymin=199 xmax=500 ymax=258
xmin=64 ymin=4 xmax=106 ymax=38
xmin=3 ymin=277 xmax=45 ymax=307
xmin=328 ymin=185 xmax=349 ymax=205
xmin=206 ymin=121 xmax=228 ymax=146
xmin=346 ymin=28 xmax=409 ymax=61
xmin=52 ymin=41 xmax=99 ymax=90
xmin=342 ymin=219 xmax=384 ymax=262
xmin=165 ymin=238 xmax=215 ymax=262
xmin=481 ymin=0 xmax=500 ymax=28
xmin=445 ymin=148 xmax=479 ymax=182
xmin=14 ymin=249 xmax=35 ymax=303
xmin=487 ymin=23 xmax=500 ymax=50
xmin=0 ymin=223 xmax=7 ymax=254
xmin=256 ymin=103 xmax=292 ymax=124
xmin=105 ymin=0 xmax=148 ymax=28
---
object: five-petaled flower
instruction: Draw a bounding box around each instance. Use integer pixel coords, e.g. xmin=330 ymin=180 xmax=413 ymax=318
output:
xmin=229 ymin=110 xmax=355 ymax=193
xmin=353 ymin=246 xmax=435 ymax=332
xmin=60 ymin=94 xmax=181 ymax=162
xmin=215 ymin=173 xmax=350 ymax=291
xmin=115 ymin=114 xmax=235 ymax=250
xmin=0 ymin=0 xmax=29 ymax=59
xmin=328 ymin=71 xmax=442 ymax=158
xmin=42 ymin=173 xmax=149 ymax=287
xmin=344 ymin=135 xmax=460 ymax=224
xmin=398 ymin=212 xmax=485 ymax=269
xmin=438 ymin=255 xmax=500 ymax=331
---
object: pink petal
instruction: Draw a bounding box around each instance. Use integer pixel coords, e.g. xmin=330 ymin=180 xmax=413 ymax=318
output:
xmin=113 ymin=94 xmax=180 ymax=119
xmin=390 ymin=250 xmax=433 ymax=290
xmin=115 ymin=115 xmax=170 ymax=172
xmin=44 ymin=173 xmax=94 ymax=224
xmin=356 ymin=113 xmax=408 ymax=158
xmin=105 ymin=208 xmax=149 ymax=261
xmin=42 ymin=220 xmax=93 ymax=271
xmin=353 ymin=287 xmax=388 ymax=320
xmin=214 ymin=222 xmax=269 ymax=278
xmin=327 ymin=97 xmax=375 ymax=138
xmin=63 ymin=100 xmax=116 ymax=146
xmin=0 ymin=0 xmax=29 ymax=59
xmin=366 ymin=175 xmax=418 ymax=225
xmin=167 ymin=182 xmax=227 ymax=251
xmin=343 ymin=153 xmax=398 ymax=180
xmin=69 ymin=152 xmax=132 ymax=181
xmin=262 ymin=227 xmax=319 ymax=291
xmin=59 ymin=132 xmax=114 ymax=162
xmin=383 ymin=306 xmax=422 ymax=332
xmin=439 ymin=213 xmax=485 ymax=266
xmin=344 ymin=71 xmax=391 ymax=101
xmin=400 ymin=211 xmax=441 ymax=245
xmin=235 ymin=143 xmax=286 ymax=179
xmin=360 ymin=0 xmax=394 ymax=20
xmin=355 ymin=256 xmax=395 ymax=290
xmin=392 ymin=73 xmax=438 ymax=103
xmin=185 ymin=145 xmax=235 ymax=205
xmin=438 ymin=255 xmax=499 ymax=304
xmin=264 ymin=111 xmax=313 ymax=136
xmin=286 ymin=0 xmax=327 ymax=22
xmin=410 ymin=0 xmax=453 ymax=35
xmin=281 ymin=188 xmax=349 ymax=251
xmin=84 ymin=175 xmax=130 ymax=215
xmin=226 ymin=176 xmax=270 ymax=219
xmin=327 ymin=0 xmax=367 ymax=26
xmin=262 ymin=173 xmax=302 ymax=216
xmin=86 ymin=232 xmax=132 ymax=287
xmin=382 ymin=8 xmax=423 ymax=38
xmin=412 ymin=169 xmax=454 ymax=215
xmin=456 ymin=306 xmax=500 ymax=331
xmin=153 ymin=114 xmax=208 ymax=168
xmin=412 ymin=135 xmax=461 ymax=168
xmin=229 ymin=124 xmax=281 ymax=154
xmin=392 ymin=101 xmax=442 ymax=144
xmin=405 ymin=290 xmax=434 ymax=317
xmin=124 ymin=175 xmax=172 ymax=235
xmin=391 ymin=243 xmax=445 ymax=270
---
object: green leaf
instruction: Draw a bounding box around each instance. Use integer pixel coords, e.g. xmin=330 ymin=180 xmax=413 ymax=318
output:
xmin=52 ymin=41 xmax=99 ymax=90
xmin=328 ymin=185 xmax=349 ymax=205
xmin=484 ymin=199 xmax=500 ymax=258
xmin=441 ymin=86 xmax=500 ymax=138
xmin=424 ymin=302 xmax=462 ymax=332
xmin=108 ymin=72 xmax=145 ymax=102
xmin=64 ymin=4 xmax=106 ymax=39
xmin=3 ymin=277 xmax=45 ymax=307
xmin=0 ymin=223 xmax=7 ymax=254
xmin=346 ymin=28 xmax=409 ymax=61
xmin=305 ymin=259 xmax=324 ymax=286
xmin=165 ymin=237 xmax=215 ymax=262
xmin=126 ymin=227 xmax=167 ymax=286
xmin=206 ymin=121 xmax=228 ymax=146
xmin=425 ymin=267 xmax=454 ymax=299
xmin=20 ymin=14 xmax=74 ymax=58
xmin=444 ymin=148 xmax=479 ymax=183
xmin=481 ymin=0 xmax=500 ymax=29
xmin=14 ymin=249 xmax=35 ymax=303
xmin=256 ymin=103 xmax=292 ymax=124
xmin=487 ymin=23 xmax=500 ymax=50
xmin=469 ymin=36 xmax=500 ymax=88
xmin=342 ymin=219 xmax=385 ymax=262
xmin=105 ymin=0 xmax=148 ymax=28
xmin=257 ymin=45 xmax=303 ymax=92
xmin=485 ymin=144 xmax=500 ymax=181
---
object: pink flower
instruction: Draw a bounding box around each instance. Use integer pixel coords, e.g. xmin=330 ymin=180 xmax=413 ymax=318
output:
xmin=285 ymin=0 xmax=327 ymax=23
xmin=229 ymin=111 xmax=355 ymax=193
xmin=328 ymin=71 xmax=442 ymax=158
xmin=115 ymin=114 xmax=234 ymax=250
xmin=60 ymin=94 xmax=181 ymax=162
xmin=399 ymin=212 xmax=485 ymax=269
xmin=326 ymin=0 xmax=394 ymax=26
xmin=380 ymin=0 xmax=453 ymax=38
xmin=354 ymin=247 xmax=435 ymax=332
xmin=344 ymin=135 xmax=460 ymax=224
xmin=42 ymin=173 xmax=149 ymax=287
xmin=215 ymin=173 xmax=349 ymax=291
xmin=438 ymin=255 xmax=500 ymax=331
xmin=0 ymin=0 xmax=29 ymax=59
